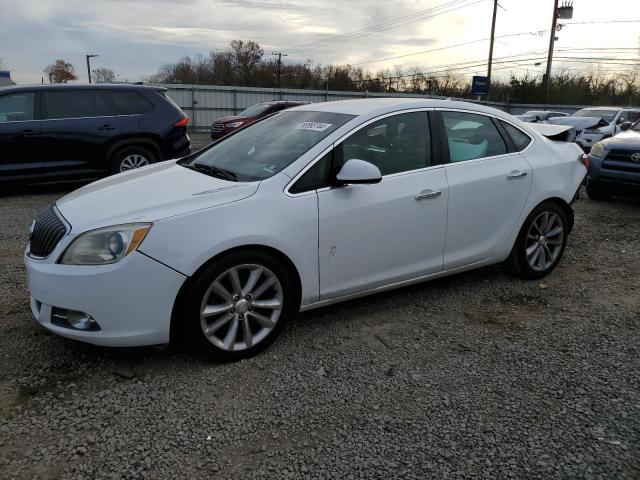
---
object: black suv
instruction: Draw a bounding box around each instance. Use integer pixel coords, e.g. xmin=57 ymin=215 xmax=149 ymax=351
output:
xmin=0 ymin=84 xmax=190 ymax=184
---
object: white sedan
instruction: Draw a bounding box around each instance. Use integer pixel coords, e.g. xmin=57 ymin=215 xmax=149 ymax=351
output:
xmin=25 ymin=99 xmax=586 ymax=360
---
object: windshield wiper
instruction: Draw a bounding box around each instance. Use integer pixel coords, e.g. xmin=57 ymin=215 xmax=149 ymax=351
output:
xmin=184 ymin=163 xmax=238 ymax=181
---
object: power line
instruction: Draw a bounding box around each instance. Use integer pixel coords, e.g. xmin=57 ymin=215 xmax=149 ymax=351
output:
xmin=285 ymin=0 xmax=483 ymax=53
xmin=351 ymin=30 xmax=548 ymax=67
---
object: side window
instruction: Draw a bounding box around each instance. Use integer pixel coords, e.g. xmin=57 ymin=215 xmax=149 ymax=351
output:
xmin=337 ymin=111 xmax=430 ymax=176
xmin=627 ymin=111 xmax=640 ymax=123
xmin=501 ymin=121 xmax=531 ymax=151
xmin=43 ymin=91 xmax=111 ymax=119
xmin=0 ymin=92 xmax=35 ymax=122
xmin=289 ymin=152 xmax=330 ymax=194
xmin=109 ymin=90 xmax=154 ymax=115
xmin=441 ymin=111 xmax=507 ymax=163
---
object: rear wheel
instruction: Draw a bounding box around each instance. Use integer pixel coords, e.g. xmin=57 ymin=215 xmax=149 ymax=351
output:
xmin=586 ymin=183 xmax=613 ymax=201
xmin=182 ymin=251 xmax=297 ymax=361
xmin=506 ymin=201 xmax=568 ymax=279
xmin=111 ymin=146 xmax=157 ymax=174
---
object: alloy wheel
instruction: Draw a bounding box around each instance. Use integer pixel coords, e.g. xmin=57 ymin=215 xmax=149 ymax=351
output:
xmin=119 ymin=154 xmax=150 ymax=172
xmin=199 ymin=264 xmax=283 ymax=351
xmin=525 ymin=211 xmax=564 ymax=272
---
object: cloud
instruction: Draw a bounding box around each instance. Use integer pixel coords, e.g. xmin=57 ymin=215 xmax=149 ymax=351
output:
xmin=1 ymin=0 xmax=638 ymax=84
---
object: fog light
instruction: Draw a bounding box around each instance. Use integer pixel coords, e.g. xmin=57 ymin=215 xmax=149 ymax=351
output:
xmin=51 ymin=307 xmax=101 ymax=331
xmin=68 ymin=311 xmax=94 ymax=330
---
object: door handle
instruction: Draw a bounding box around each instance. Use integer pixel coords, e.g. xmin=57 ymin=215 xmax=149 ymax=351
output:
xmin=415 ymin=189 xmax=442 ymax=201
xmin=507 ymin=170 xmax=528 ymax=180
xmin=97 ymin=125 xmax=115 ymax=131
xmin=21 ymin=129 xmax=37 ymax=136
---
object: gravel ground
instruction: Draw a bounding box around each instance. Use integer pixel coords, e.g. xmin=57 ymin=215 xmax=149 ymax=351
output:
xmin=0 ymin=178 xmax=639 ymax=479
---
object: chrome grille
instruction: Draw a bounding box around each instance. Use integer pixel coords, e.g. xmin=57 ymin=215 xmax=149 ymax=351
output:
xmin=211 ymin=123 xmax=224 ymax=133
xmin=29 ymin=206 xmax=67 ymax=258
xmin=607 ymin=150 xmax=640 ymax=163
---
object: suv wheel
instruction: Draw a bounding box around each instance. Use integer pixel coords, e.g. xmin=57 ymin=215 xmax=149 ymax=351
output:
xmin=506 ymin=201 xmax=568 ymax=279
xmin=111 ymin=146 xmax=157 ymax=174
xmin=182 ymin=251 xmax=297 ymax=361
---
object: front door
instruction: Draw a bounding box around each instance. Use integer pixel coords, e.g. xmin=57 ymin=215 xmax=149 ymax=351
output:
xmin=438 ymin=110 xmax=532 ymax=269
xmin=0 ymin=91 xmax=42 ymax=179
xmin=317 ymin=111 xmax=448 ymax=300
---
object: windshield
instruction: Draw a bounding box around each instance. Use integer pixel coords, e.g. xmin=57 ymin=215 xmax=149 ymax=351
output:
xmin=185 ymin=111 xmax=354 ymax=181
xmin=238 ymin=104 xmax=271 ymax=117
xmin=573 ymin=109 xmax=617 ymax=122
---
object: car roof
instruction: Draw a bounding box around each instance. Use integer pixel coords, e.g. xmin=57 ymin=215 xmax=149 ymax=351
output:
xmin=0 ymin=83 xmax=166 ymax=94
xmin=262 ymin=100 xmax=310 ymax=106
xmin=292 ymin=97 xmax=513 ymax=120
xmin=580 ymin=106 xmax=634 ymax=111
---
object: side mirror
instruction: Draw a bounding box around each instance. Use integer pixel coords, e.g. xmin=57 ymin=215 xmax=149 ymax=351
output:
xmin=335 ymin=159 xmax=382 ymax=185
xmin=616 ymin=117 xmax=623 ymax=124
xmin=620 ymin=121 xmax=632 ymax=131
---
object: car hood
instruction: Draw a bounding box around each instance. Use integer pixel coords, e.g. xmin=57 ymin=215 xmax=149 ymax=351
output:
xmin=602 ymin=130 xmax=640 ymax=149
xmin=56 ymin=160 xmax=259 ymax=233
xmin=548 ymin=116 xmax=604 ymax=130
xmin=213 ymin=115 xmax=247 ymax=124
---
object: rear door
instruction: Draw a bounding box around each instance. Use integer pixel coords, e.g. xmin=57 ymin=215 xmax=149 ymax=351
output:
xmin=437 ymin=110 xmax=533 ymax=269
xmin=0 ymin=91 xmax=42 ymax=179
xmin=40 ymin=89 xmax=119 ymax=174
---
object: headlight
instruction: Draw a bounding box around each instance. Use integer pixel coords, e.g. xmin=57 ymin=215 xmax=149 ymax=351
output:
xmin=226 ymin=121 xmax=244 ymax=128
xmin=589 ymin=142 xmax=605 ymax=157
xmin=60 ymin=223 xmax=151 ymax=265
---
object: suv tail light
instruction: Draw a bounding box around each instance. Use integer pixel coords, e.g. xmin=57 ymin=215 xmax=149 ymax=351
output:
xmin=174 ymin=116 xmax=189 ymax=127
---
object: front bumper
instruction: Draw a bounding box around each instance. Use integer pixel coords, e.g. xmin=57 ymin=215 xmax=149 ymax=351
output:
xmin=576 ymin=132 xmax=604 ymax=151
xmin=25 ymin=250 xmax=186 ymax=347
xmin=587 ymin=154 xmax=640 ymax=194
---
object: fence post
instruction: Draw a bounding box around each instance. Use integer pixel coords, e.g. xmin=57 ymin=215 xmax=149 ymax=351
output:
xmin=233 ymin=89 xmax=237 ymax=115
xmin=191 ymin=86 xmax=197 ymax=132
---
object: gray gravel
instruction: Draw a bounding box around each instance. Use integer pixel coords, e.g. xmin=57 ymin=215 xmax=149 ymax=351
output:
xmin=1 ymin=184 xmax=639 ymax=480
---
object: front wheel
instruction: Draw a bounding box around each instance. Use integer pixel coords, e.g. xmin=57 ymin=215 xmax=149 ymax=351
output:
xmin=182 ymin=251 xmax=297 ymax=361
xmin=506 ymin=202 xmax=569 ymax=279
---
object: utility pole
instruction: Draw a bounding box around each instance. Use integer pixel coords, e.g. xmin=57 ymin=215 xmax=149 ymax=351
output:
xmin=86 ymin=54 xmax=98 ymax=83
xmin=486 ymin=0 xmax=498 ymax=100
xmin=272 ymin=52 xmax=287 ymax=88
xmin=543 ymin=0 xmax=560 ymax=101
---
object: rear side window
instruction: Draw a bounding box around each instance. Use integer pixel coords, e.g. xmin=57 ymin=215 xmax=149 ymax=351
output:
xmin=501 ymin=121 xmax=531 ymax=151
xmin=109 ymin=90 xmax=154 ymax=115
xmin=0 ymin=92 xmax=35 ymax=122
xmin=43 ymin=90 xmax=111 ymax=120
xmin=441 ymin=111 xmax=507 ymax=162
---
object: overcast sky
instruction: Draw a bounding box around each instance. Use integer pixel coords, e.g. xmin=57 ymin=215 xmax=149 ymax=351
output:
xmin=1 ymin=0 xmax=639 ymax=85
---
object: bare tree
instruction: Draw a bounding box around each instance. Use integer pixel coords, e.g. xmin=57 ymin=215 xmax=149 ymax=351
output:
xmin=93 ymin=67 xmax=116 ymax=83
xmin=0 ymin=58 xmax=5 ymax=70
xmin=44 ymin=59 xmax=78 ymax=83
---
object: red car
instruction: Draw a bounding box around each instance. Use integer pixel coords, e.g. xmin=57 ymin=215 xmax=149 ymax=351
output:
xmin=210 ymin=100 xmax=310 ymax=140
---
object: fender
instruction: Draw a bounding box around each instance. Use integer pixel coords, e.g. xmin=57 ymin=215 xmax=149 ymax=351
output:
xmin=106 ymin=137 xmax=162 ymax=162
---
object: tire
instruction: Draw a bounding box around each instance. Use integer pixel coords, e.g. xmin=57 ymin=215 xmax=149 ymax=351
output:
xmin=506 ymin=201 xmax=569 ymax=279
xmin=110 ymin=145 xmax=157 ymax=174
xmin=586 ymin=183 xmax=613 ymax=201
xmin=181 ymin=250 xmax=297 ymax=361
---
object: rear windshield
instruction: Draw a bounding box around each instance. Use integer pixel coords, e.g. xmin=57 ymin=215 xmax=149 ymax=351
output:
xmin=185 ymin=111 xmax=354 ymax=181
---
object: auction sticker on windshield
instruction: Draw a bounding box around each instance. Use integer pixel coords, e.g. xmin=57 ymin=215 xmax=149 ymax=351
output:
xmin=295 ymin=122 xmax=333 ymax=132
